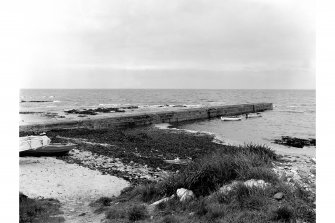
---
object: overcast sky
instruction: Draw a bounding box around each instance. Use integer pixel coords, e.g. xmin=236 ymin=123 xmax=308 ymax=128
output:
xmin=19 ymin=0 xmax=315 ymax=89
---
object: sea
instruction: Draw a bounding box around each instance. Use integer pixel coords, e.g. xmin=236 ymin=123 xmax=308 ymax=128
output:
xmin=20 ymin=89 xmax=316 ymax=157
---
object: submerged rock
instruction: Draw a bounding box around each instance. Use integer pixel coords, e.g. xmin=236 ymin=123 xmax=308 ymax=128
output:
xmin=273 ymin=136 xmax=316 ymax=148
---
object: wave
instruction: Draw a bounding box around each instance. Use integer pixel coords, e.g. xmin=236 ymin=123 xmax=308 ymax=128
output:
xmin=98 ymin=104 xmax=120 ymax=107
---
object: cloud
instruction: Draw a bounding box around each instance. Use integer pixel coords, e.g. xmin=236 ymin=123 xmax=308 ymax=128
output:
xmin=21 ymin=0 xmax=315 ymax=89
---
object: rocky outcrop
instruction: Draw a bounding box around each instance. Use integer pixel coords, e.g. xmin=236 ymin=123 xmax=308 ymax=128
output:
xmin=273 ymin=136 xmax=316 ymax=148
xmin=65 ymin=107 xmax=127 ymax=115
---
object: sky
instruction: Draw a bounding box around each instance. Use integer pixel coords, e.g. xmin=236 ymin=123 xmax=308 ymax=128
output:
xmin=16 ymin=0 xmax=315 ymax=89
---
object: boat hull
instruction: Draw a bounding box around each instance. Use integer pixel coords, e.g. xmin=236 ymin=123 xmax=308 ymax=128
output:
xmin=19 ymin=144 xmax=76 ymax=157
xmin=247 ymin=113 xmax=262 ymax=118
xmin=221 ymin=117 xmax=242 ymax=121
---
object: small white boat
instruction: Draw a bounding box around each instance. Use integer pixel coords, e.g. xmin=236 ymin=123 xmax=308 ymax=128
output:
xmin=19 ymin=134 xmax=76 ymax=157
xmin=246 ymin=113 xmax=262 ymax=119
xmin=20 ymin=135 xmax=51 ymax=152
xmin=221 ymin=116 xmax=242 ymax=121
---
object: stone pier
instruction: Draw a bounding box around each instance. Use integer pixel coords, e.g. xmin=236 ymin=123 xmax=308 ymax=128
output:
xmin=19 ymin=103 xmax=273 ymax=132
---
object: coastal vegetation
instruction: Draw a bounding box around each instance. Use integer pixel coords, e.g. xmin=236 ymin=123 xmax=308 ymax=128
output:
xmin=20 ymin=126 xmax=316 ymax=222
xmin=90 ymin=142 xmax=315 ymax=223
xmin=19 ymin=193 xmax=64 ymax=223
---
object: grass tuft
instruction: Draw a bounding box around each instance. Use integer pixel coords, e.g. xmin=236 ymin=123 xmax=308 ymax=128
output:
xmin=271 ymin=206 xmax=295 ymax=222
xmin=19 ymin=193 xmax=64 ymax=223
xmin=128 ymin=205 xmax=149 ymax=221
xmin=160 ymin=215 xmax=179 ymax=223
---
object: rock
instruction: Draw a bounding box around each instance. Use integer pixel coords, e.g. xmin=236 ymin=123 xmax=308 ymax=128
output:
xmin=176 ymin=188 xmax=195 ymax=202
xmin=79 ymin=213 xmax=86 ymax=216
xmin=150 ymin=195 xmax=175 ymax=206
xmin=219 ymin=181 xmax=239 ymax=195
xmin=273 ymin=136 xmax=316 ymax=148
xmin=310 ymin=168 xmax=316 ymax=175
xmin=219 ymin=180 xmax=269 ymax=195
xmin=244 ymin=179 xmax=270 ymax=188
xmin=148 ymin=195 xmax=175 ymax=214
xmin=65 ymin=107 xmax=127 ymax=115
xmin=274 ymin=192 xmax=284 ymax=200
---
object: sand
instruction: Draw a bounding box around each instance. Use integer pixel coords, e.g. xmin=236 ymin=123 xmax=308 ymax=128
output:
xmin=20 ymin=157 xmax=129 ymax=222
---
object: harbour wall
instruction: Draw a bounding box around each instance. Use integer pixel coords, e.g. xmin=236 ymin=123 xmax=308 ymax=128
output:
xmin=19 ymin=103 xmax=273 ymax=132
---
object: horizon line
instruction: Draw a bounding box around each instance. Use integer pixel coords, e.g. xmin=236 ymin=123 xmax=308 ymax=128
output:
xmin=20 ymin=88 xmax=316 ymax=90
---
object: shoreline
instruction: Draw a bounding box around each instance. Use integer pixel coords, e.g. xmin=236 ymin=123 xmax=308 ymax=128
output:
xmin=19 ymin=123 xmax=315 ymax=222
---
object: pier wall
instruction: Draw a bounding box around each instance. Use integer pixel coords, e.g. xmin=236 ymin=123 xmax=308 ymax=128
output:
xmin=19 ymin=103 xmax=273 ymax=132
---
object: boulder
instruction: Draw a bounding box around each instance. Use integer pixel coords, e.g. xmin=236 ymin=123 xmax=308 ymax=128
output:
xmin=176 ymin=188 xmax=195 ymax=202
xmin=273 ymin=192 xmax=284 ymax=200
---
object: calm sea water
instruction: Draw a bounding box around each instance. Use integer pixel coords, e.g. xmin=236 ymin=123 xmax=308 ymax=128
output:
xmin=20 ymin=89 xmax=315 ymax=156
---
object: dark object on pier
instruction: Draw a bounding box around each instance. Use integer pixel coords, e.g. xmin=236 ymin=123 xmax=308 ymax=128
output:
xmin=19 ymin=143 xmax=76 ymax=157
xmin=273 ymin=136 xmax=316 ymax=148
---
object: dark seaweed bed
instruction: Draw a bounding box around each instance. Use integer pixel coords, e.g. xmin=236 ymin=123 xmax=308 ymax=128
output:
xmin=20 ymin=126 xmax=229 ymax=183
